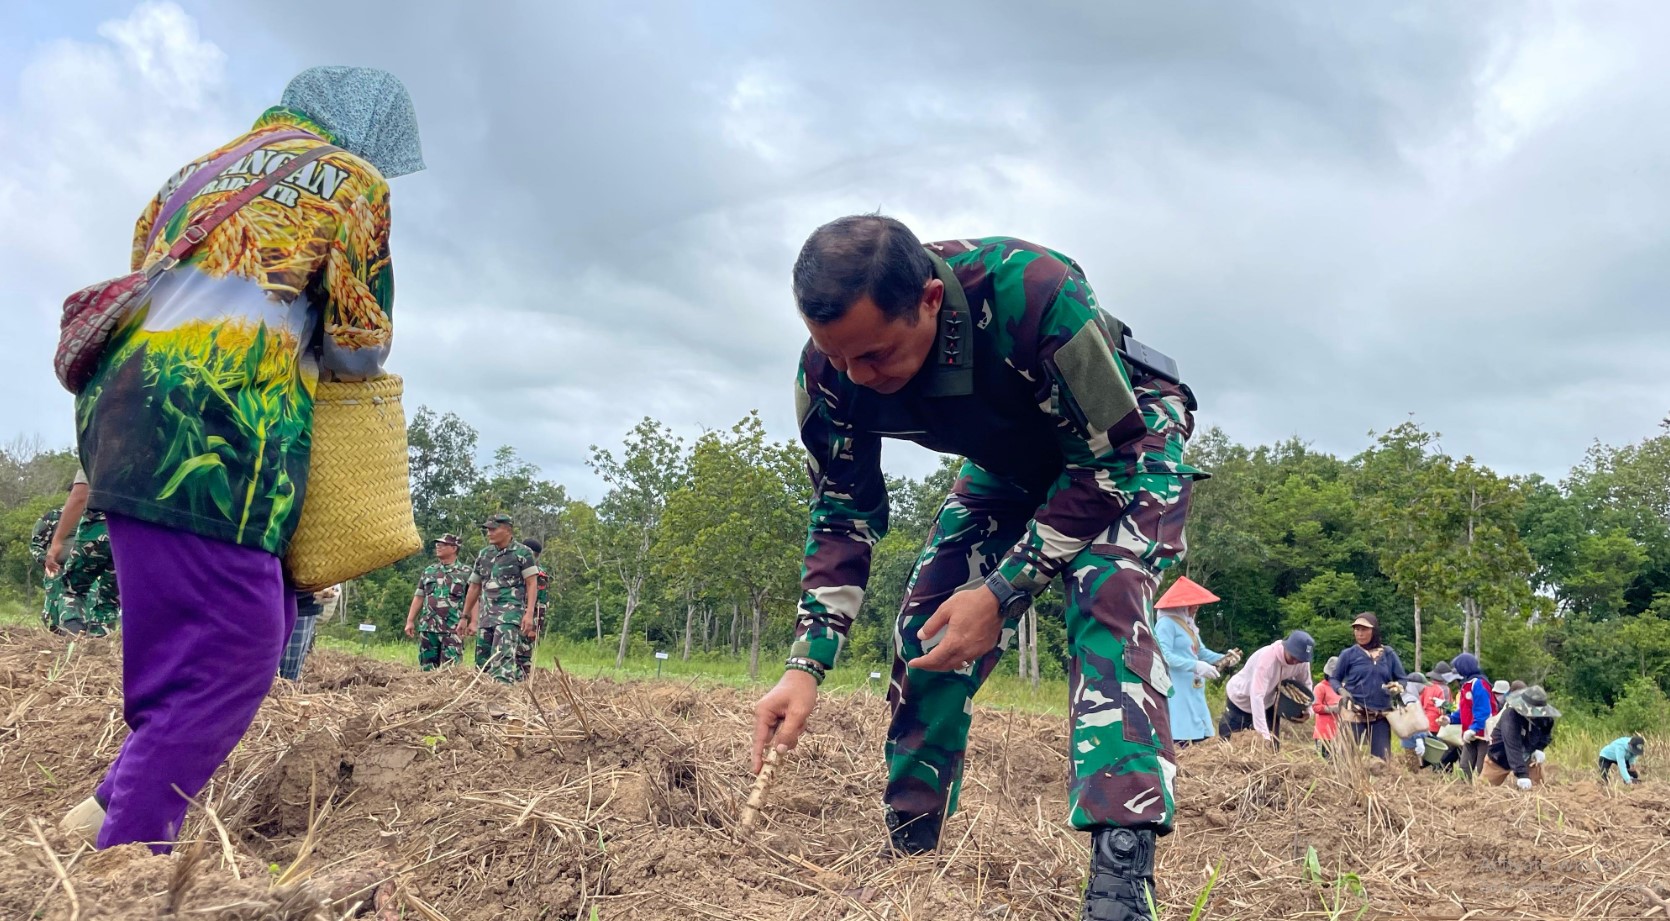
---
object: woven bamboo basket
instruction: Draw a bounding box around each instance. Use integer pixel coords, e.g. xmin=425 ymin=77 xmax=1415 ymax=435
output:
xmin=286 ymin=374 xmax=420 ymax=592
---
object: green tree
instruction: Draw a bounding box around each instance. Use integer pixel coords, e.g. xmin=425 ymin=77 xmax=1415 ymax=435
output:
xmin=658 ymin=413 xmax=807 ymax=678
xmin=589 ymin=418 xmax=687 ymax=667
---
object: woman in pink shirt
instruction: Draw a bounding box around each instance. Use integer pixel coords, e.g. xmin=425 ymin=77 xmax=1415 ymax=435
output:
xmin=1220 ymin=631 xmax=1316 ymax=743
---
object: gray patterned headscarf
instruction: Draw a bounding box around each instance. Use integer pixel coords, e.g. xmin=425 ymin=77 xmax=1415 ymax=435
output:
xmin=280 ymin=66 xmax=425 ymax=178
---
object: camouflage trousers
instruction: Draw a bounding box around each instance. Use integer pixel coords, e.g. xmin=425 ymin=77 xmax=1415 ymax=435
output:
xmin=418 ymin=630 xmax=464 ymax=670
xmin=514 ymin=609 xmax=547 ymax=679
xmin=57 ymin=516 xmax=120 ymax=637
xmin=40 ymin=572 xmax=65 ymax=631
xmin=476 ymin=623 xmax=525 ymax=683
xmin=886 ymin=461 xmax=1191 ymax=833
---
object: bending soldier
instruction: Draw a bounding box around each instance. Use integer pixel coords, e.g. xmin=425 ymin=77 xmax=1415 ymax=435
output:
xmin=752 ymin=216 xmax=1205 ymax=921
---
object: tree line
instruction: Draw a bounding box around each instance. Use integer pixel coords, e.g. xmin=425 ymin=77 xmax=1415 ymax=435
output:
xmin=1 ymin=412 xmax=1667 ymax=719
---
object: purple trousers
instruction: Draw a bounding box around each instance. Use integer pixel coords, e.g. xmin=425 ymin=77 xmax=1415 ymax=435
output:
xmin=95 ymin=514 xmax=295 ymax=853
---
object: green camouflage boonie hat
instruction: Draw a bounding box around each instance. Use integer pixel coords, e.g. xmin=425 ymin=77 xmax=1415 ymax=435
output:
xmin=434 ymin=533 xmax=460 ymax=547
xmin=1506 ymin=685 xmax=1561 ymax=719
xmin=483 ymin=513 xmax=513 ymax=528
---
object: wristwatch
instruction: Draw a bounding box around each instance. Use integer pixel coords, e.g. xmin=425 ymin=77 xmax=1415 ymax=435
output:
xmin=983 ymin=570 xmax=1032 ymax=619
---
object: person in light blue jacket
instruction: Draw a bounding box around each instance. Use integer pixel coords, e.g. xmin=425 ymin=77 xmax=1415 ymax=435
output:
xmin=1600 ymin=735 xmax=1645 ymax=785
xmin=1154 ymin=577 xmax=1241 ymax=747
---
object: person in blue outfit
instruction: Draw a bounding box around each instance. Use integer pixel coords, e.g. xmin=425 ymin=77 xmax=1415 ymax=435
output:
xmin=1154 ymin=577 xmax=1241 ymax=748
xmin=1599 ymin=735 xmax=1645 ymax=785
xmin=1331 ymin=612 xmax=1406 ymax=760
xmin=1444 ymin=651 xmax=1496 ymax=779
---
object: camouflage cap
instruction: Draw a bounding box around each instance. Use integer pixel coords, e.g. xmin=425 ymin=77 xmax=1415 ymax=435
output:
xmin=483 ymin=513 xmax=513 ymax=528
xmin=434 ymin=533 xmax=460 ymax=547
xmin=1506 ymin=685 xmax=1561 ymax=720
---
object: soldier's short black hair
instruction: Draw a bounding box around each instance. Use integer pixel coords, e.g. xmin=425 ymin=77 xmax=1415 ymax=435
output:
xmin=793 ymin=214 xmax=934 ymax=324
xmin=523 ymin=538 xmax=543 ymax=556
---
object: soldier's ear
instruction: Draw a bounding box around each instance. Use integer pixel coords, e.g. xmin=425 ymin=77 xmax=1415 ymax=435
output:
xmin=919 ymin=278 xmax=944 ymax=324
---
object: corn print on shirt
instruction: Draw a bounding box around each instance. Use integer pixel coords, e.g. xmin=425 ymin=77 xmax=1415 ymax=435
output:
xmin=75 ymin=107 xmax=394 ymax=556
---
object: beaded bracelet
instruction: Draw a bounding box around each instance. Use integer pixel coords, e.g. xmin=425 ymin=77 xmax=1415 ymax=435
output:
xmin=784 ymin=657 xmax=826 ymax=684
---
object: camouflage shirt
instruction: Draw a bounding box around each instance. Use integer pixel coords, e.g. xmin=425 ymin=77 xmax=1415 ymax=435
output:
xmin=792 ymin=237 xmax=1205 ymax=668
xmin=30 ymin=508 xmax=63 ymax=565
xmin=413 ymin=561 xmax=471 ymax=634
xmin=469 ymin=543 xmax=539 ymax=627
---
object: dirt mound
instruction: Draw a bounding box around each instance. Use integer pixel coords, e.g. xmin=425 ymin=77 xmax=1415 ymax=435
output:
xmin=1 ymin=630 xmax=1666 ymax=920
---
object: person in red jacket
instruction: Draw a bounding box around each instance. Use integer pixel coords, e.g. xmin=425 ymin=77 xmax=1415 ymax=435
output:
xmin=1313 ymin=656 xmax=1343 ymax=756
xmin=1420 ymin=660 xmax=1459 ymax=733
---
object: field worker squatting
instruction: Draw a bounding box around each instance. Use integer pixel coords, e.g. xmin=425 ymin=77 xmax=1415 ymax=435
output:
xmin=751 ymin=215 xmax=1205 ymax=921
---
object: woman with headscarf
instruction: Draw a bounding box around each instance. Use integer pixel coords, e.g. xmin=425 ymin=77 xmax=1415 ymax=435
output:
xmin=1330 ymin=612 xmax=1406 ymax=760
xmin=1154 ymin=577 xmax=1241 ymax=748
xmin=1445 ymin=652 xmax=1496 ymax=779
xmin=62 ymin=67 xmax=424 ymax=852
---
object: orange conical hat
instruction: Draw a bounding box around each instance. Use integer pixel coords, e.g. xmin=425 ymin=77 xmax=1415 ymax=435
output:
xmin=1155 ymin=576 xmax=1219 ymax=609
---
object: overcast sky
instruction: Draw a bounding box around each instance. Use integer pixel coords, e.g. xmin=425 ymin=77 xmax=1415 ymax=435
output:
xmin=4 ymin=1 xmax=1666 ymax=499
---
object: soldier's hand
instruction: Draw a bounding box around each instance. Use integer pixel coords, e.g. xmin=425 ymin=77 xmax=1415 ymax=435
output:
xmin=43 ymin=544 xmax=64 ymax=578
xmin=520 ymin=614 xmax=536 ymax=638
xmin=404 ymin=621 xmax=415 ymax=639
xmin=752 ymin=670 xmax=818 ymax=774
xmin=908 ymin=585 xmax=1003 ymax=672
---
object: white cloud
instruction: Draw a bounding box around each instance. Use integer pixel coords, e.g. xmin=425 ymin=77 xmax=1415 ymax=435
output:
xmin=1 ymin=1 xmax=244 ymax=459
xmin=5 ymin=0 xmax=1668 ymax=500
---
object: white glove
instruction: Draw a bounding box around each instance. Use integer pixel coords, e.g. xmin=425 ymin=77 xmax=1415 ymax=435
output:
xmin=1193 ymin=662 xmax=1220 ymax=681
xmin=1414 ymin=738 xmax=1425 ymax=756
xmin=1531 ymin=750 xmax=1546 ymax=765
xmin=1462 ymin=730 xmax=1478 ymax=744
xmin=1516 ymin=777 xmax=1533 ymax=791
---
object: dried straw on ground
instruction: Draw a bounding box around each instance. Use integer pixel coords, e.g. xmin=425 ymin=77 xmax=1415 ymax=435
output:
xmin=1 ymin=629 xmax=1665 ymax=920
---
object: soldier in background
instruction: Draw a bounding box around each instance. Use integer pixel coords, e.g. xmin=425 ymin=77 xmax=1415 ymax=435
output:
xmin=459 ymin=514 xmax=539 ymax=683
xmin=30 ymin=504 xmax=65 ymax=629
xmin=516 ymin=538 xmax=550 ymax=680
xmin=45 ymin=470 xmax=120 ymax=636
xmin=405 ymin=534 xmax=470 ymax=670
xmin=751 ymin=216 xmax=1205 ymax=921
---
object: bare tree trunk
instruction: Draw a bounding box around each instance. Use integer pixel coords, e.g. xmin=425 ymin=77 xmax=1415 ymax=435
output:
xmin=593 ymin=573 xmax=603 ymax=642
xmin=1022 ymin=605 xmax=1035 ymax=692
xmin=701 ymin=604 xmax=712 ymax=653
xmin=682 ymin=590 xmax=694 ymax=661
xmin=729 ymin=601 xmax=741 ymax=656
xmin=749 ymin=594 xmax=764 ymax=680
xmin=1413 ymin=591 xmax=1423 ymax=672
xmin=614 ymin=579 xmax=642 ymax=668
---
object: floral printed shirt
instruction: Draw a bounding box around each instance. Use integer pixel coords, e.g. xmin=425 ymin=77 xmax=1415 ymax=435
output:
xmin=76 ymin=107 xmax=394 ymax=555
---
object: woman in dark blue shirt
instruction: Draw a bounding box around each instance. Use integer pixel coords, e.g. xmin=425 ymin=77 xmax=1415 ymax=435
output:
xmin=1331 ymin=612 xmax=1405 ymax=760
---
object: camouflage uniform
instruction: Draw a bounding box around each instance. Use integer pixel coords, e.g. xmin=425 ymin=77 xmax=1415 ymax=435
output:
xmin=31 ymin=508 xmax=65 ymax=630
xmin=470 ymin=542 xmax=538 ymax=683
xmin=515 ymin=566 xmax=550 ymax=679
xmin=793 ymin=237 xmax=1203 ymax=835
xmin=414 ymin=561 xmax=471 ymax=669
xmin=56 ymin=512 xmax=121 ymax=637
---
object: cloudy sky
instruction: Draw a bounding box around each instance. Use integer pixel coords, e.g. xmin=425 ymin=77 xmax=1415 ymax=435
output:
xmin=4 ymin=1 xmax=1666 ymax=498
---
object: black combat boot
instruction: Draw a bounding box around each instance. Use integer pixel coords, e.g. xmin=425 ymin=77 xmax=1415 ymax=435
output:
xmin=883 ymin=807 xmax=942 ymax=857
xmin=1081 ymin=827 xmax=1157 ymax=921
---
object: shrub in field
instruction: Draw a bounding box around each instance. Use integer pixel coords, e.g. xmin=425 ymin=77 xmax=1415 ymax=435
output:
xmin=1611 ymin=675 xmax=1670 ymax=737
